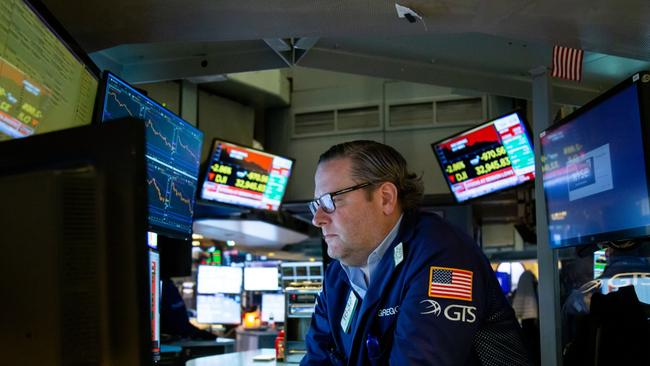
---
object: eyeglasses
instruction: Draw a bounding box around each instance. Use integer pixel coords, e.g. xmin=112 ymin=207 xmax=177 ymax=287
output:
xmin=309 ymin=182 xmax=373 ymax=215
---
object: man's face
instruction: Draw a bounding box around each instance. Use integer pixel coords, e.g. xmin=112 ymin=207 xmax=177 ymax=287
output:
xmin=312 ymin=158 xmax=385 ymax=266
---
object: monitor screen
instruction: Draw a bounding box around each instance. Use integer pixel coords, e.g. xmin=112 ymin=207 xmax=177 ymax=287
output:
xmin=98 ymin=72 xmax=204 ymax=238
xmin=431 ymin=111 xmax=535 ymax=203
xmin=261 ymin=293 xmax=285 ymax=323
xmin=196 ymin=294 xmax=241 ymax=325
xmin=541 ymin=77 xmax=650 ymax=248
xmin=0 ymin=0 xmax=99 ymax=141
xmin=200 ymin=139 xmax=294 ymax=211
xmin=197 ymin=265 xmax=242 ymax=294
xmin=244 ymin=267 xmax=280 ymax=291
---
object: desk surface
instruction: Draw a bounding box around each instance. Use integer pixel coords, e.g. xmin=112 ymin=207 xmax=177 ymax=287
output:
xmin=167 ymin=338 xmax=236 ymax=348
xmin=236 ymin=328 xmax=279 ymax=335
xmin=186 ymin=348 xmax=300 ymax=366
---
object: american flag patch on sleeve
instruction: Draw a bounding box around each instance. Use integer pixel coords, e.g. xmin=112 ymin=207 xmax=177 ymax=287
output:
xmin=428 ymin=266 xmax=473 ymax=301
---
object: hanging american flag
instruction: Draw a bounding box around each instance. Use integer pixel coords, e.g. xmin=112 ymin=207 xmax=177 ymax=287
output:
xmin=428 ymin=266 xmax=473 ymax=301
xmin=551 ymin=45 xmax=584 ymax=81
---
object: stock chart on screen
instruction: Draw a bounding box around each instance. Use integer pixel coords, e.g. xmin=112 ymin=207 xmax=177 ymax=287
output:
xmin=101 ymin=73 xmax=203 ymax=236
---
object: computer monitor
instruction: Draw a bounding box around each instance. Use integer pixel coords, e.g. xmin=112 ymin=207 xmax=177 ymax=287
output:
xmin=199 ymin=139 xmax=295 ymax=211
xmin=149 ymin=249 xmax=161 ymax=359
xmin=97 ymin=71 xmax=204 ymax=239
xmin=0 ymin=120 xmax=151 ymax=365
xmin=541 ymin=72 xmax=650 ymax=248
xmin=0 ymin=0 xmax=99 ymax=141
xmin=431 ymin=111 xmax=535 ymax=203
xmin=196 ymin=294 xmax=242 ymax=325
xmin=244 ymin=266 xmax=280 ymax=291
xmin=197 ymin=265 xmax=243 ymax=294
xmin=261 ymin=293 xmax=285 ymax=323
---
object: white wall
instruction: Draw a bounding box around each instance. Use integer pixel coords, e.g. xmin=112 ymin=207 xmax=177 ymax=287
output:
xmin=197 ymin=89 xmax=255 ymax=162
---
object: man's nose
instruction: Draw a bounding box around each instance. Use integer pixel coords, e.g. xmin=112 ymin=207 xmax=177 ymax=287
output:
xmin=311 ymin=206 xmax=330 ymax=227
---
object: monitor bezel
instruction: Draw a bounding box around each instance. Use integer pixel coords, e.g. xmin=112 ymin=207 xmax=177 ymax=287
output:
xmin=198 ymin=137 xmax=296 ymax=212
xmin=430 ymin=109 xmax=535 ymax=204
xmin=540 ymin=71 xmax=650 ymax=248
xmin=95 ymin=70 xmax=205 ymax=240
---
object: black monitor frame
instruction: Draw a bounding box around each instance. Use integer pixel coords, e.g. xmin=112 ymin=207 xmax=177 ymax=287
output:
xmin=430 ymin=109 xmax=535 ymax=204
xmin=198 ymin=137 xmax=296 ymax=212
xmin=541 ymin=71 xmax=650 ymax=248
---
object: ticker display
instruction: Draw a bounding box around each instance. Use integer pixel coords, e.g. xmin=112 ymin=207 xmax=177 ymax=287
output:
xmin=200 ymin=140 xmax=294 ymax=211
xmin=432 ymin=111 xmax=535 ymax=202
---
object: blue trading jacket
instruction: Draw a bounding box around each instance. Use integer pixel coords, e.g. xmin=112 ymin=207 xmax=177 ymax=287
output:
xmin=301 ymin=212 xmax=530 ymax=366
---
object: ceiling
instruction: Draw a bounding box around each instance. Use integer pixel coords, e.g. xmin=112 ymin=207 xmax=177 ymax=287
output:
xmin=39 ymin=0 xmax=650 ymax=258
xmin=42 ymin=0 xmax=650 ymax=105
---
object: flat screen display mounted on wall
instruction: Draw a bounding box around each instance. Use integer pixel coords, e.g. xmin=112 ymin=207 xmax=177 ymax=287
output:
xmin=541 ymin=72 xmax=650 ymax=248
xmin=431 ymin=111 xmax=535 ymax=203
xmin=200 ymin=139 xmax=294 ymax=211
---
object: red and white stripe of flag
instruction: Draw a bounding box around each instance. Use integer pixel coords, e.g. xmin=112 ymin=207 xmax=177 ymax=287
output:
xmin=429 ymin=266 xmax=473 ymax=301
xmin=551 ymin=45 xmax=584 ymax=81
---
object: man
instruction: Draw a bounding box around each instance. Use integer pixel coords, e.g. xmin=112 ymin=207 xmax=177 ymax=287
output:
xmin=302 ymin=140 xmax=530 ymax=365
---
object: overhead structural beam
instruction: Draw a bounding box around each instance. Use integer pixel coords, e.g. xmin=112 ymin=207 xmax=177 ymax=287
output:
xmin=293 ymin=37 xmax=319 ymax=64
xmin=102 ymin=49 xmax=289 ymax=84
xmin=264 ymin=38 xmax=294 ymax=66
xmin=299 ymin=47 xmax=600 ymax=106
xmin=264 ymin=37 xmax=320 ymax=66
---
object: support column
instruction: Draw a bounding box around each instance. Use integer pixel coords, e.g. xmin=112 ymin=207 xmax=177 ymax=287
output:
xmin=530 ymin=66 xmax=562 ymax=366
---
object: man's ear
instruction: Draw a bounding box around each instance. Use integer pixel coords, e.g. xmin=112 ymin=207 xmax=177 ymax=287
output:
xmin=378 ymin=181 xmax=399 ymax=215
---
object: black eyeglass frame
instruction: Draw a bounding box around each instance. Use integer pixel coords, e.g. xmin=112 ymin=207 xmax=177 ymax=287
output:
xmin=309 ymin=182 xmax=374 ymax=215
